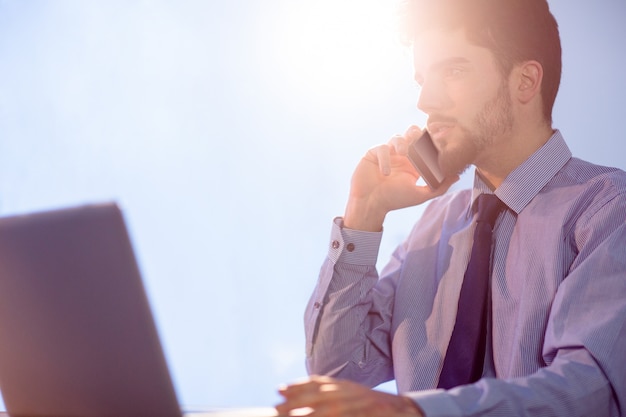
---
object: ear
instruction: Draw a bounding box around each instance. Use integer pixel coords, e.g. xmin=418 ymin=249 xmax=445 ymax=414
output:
xmin=513 ymin=60 xmax=543 ymax=104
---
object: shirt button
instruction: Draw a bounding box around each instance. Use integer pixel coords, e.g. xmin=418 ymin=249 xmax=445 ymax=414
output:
xmin=313 ymin=302 xmax=322 ymax=309
xmin=331 ymin=240 xmax=340 ymax=249
xmin=346 ymin=243 xmax=355 ymax=252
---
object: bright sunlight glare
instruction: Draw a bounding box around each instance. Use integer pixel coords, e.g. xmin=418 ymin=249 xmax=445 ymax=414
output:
xmin=273 ymin=0 xmax=410 ymax=104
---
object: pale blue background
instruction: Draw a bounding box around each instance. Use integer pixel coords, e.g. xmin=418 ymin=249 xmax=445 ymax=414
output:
xmin=0 ymin=0 xmax=624 ymax=410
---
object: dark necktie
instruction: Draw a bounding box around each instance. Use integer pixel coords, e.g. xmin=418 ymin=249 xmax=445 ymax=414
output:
xmin=438 ymin=193 xmax=505 ymax=389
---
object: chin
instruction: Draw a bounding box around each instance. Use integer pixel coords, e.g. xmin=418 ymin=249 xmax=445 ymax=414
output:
xmin=439 ymin=151 xmax=473 ymax=178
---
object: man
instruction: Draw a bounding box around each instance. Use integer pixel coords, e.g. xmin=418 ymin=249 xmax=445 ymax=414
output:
xmin=276 ymin=0 xmax=626 ymax=416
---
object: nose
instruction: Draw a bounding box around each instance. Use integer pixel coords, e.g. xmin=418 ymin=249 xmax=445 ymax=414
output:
xmin=416 ymin=77 xmax=450 ymax=114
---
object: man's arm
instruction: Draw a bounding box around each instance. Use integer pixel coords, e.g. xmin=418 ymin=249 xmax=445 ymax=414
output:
xmin=305 ymin=129 xmax=457 ymax=386
xmin=304 ymin=218 xmax=394 ymax=387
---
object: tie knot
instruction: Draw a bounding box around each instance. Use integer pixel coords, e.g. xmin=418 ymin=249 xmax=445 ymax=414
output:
xmin=475 ymin=194 xmax=505 ymax=226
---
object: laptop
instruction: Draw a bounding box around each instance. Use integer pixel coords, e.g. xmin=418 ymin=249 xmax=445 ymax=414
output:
xmin=0 ymin=202 xmax=278 ymax=417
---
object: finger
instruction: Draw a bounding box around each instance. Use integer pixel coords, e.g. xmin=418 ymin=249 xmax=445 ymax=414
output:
xmin=278 ymin=376 xmax=335 ymax=400
xmin=307 ymin=399 xmax=350 ymax=417
xmin=405 ymin=124 xmax=424 ymax=141
xmin=363 ymin=147 xmax=379 ymax=164
xmin=289 ymin=383 xmax=380 ymax=417
xmin=278 ymin=381 xmax=317 ymax=399
xmin=388 ymin=134 xmax=410 ymax=155
xmin=275 ymin=388 xmax=336 ymax=416
xmin=275 ymin=388 xmax=319 ymax=415
xmin=277 ymin=378 xmax=358 ymax=416
xmin=375 ymin=144 xmax=392 ymax=176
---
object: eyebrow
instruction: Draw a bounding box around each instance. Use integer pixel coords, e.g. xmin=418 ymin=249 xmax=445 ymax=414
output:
xmin=414 ymin=56 xmax=472 ymax=83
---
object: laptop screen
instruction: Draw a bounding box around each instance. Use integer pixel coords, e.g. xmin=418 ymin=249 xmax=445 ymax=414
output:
xmin=0 ymin=203 xmax=182 ymax=417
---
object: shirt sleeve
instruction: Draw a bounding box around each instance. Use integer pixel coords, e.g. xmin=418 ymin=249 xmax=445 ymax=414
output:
xmin=304 ymin=217 xmax=396 ymax=388
xmin=407 ymin=192 xmax=626 ymax=417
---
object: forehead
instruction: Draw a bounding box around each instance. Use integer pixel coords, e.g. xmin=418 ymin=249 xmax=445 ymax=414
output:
xmin=412 ymin=28 xmax=496 ymax=75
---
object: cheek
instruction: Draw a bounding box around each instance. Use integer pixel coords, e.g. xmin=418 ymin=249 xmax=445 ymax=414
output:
xmin=454 ymin=82 xmax=502 ymax=123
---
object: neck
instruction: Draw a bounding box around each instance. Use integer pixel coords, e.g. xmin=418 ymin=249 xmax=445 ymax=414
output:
xmin=476 ymin=121 xmax=554 ymax=190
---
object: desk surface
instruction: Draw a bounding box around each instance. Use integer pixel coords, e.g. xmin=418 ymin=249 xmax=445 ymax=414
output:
xmin=0 ymin=407 xmax=277 ymax=415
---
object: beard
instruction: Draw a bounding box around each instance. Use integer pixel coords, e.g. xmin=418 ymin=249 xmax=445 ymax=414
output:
xmin=438 ymin=79 xmax=514 ymax=177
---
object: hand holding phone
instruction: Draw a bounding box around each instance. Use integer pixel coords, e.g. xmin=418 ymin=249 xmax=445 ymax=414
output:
xmin=407 ymin=130 xmax=445 ymax=190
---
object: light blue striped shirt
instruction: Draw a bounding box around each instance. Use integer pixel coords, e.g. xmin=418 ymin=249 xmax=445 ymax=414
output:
xmin=305 ymin=131 xmax=626 ymax=416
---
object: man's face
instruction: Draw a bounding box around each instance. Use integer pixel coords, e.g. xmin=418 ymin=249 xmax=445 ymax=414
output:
xmin=413 ymin=28 xmax=514 ymax=177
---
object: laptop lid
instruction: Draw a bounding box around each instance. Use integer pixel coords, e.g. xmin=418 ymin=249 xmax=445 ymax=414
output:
xmin=0 ymin=202 xmax=183 ymax=417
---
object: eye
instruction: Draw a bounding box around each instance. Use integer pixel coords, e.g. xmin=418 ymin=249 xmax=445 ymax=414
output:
xmin=443 ymin=67 xmax=465 ymax=79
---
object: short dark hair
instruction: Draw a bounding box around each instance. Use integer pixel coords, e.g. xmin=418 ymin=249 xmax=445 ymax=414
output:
xmin=399 ymin=0 xmax=562 ymax=123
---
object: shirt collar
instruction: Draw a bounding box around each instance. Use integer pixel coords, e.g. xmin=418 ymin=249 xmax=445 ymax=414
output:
xmin=470 ymin=130 xmax=572 ymax=215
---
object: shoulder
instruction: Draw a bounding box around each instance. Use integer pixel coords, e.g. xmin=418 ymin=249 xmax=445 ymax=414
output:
xmin=555 ymin=158 xmax=626 ymax=190
xmin=548 ymin=158 xmax=626 ymax=211
xmin=535 ymin=159 xmax=626 ymax=237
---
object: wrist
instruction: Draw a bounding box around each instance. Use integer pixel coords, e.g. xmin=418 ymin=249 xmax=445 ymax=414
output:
xmin=343 ymin=198 xmax=386 ymax=232
xmin=400 ymin=396 xmax=425 ymax=417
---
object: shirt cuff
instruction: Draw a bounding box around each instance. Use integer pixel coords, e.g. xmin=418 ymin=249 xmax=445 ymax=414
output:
xmin=404 ymin=389 xmax=463 ymax=417
xmin=328 ymin=217 xmax=383 ymax=266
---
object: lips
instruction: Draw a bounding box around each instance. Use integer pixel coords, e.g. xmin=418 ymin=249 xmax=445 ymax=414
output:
xmin=427 ymin=120 xmax=455 ymax=142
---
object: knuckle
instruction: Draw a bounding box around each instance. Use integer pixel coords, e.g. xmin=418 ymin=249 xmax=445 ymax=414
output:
xmin=405 ymin=125 xmax=423 ymax=139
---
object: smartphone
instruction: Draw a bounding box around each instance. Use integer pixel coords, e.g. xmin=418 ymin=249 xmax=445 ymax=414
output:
xmin=407 ymin=130 xmax=445 ymax=190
